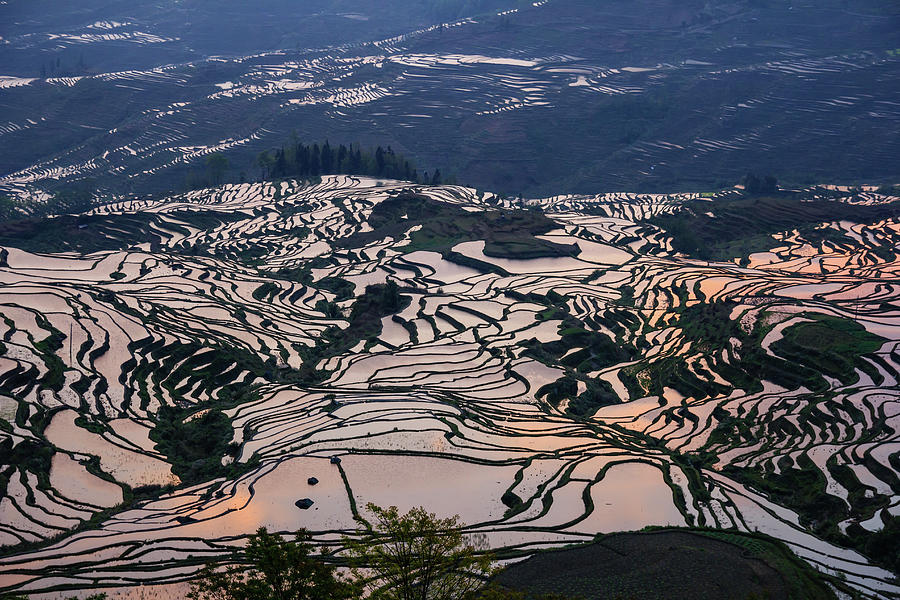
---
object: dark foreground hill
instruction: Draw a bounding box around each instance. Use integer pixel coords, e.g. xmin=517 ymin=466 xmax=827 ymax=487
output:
xmin=492 ymin=529 xmax=838 ymax=600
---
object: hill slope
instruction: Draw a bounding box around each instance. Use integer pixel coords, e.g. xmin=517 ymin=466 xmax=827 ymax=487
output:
xmin=1 ymin=0 xmax=898 ymax=199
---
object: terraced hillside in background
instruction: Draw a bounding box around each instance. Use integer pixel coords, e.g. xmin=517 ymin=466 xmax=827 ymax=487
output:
xmin=0 ymin=176 xmax=898 ymax=598
xmin=1 ymin=0 xmax=898 ymax=200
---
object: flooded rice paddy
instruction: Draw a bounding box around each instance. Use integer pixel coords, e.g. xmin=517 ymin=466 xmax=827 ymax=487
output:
xmin=0 ymin=176 xmax=899 ymax=597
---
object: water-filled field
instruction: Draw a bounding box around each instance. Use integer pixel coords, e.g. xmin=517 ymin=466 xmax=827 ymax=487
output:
xmin=0 ymin=176 xmax=898 ymax=597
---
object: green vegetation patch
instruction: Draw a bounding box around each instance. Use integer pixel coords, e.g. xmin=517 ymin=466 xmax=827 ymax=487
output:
xmin=33 ymin=325 xmax=67 ymax=392
xmin=513 ymin=291 xmax=636 ymax=416
xmin=724 ymin=454 xmax=846 ymax=539
xmin=771 ymin=314 xmax=886 ymax=384
xmin=267 ymin=263 xmax=355 ymax=301
xmin=649 ymin=193 xmax=900 ymax=261
xmin=852 ymin=514 xmax=900 ymax=574
xmin=299 ymin=282 xmax=413 ymax=367
xmin=628 ymin=303 xmax=886 ymax=401
xmin=152 ymin=407 xmax=241 ymax=484
xmin=722 ymin=441 xmax=897 ymax=574
xmin=337 ymin=192 xmax=576 ymax=260
xmin=0 ymin=184 xmax=95 ymax=224
xmin=0 ymin=439 xmax=53 ymax=500
xmin=137 ymin=337 xmax=327 ymax=484
xmin=526 ymin=326 xmax=633 ymax=374
xmin=0 ymin=210 xmax=244 ymax=254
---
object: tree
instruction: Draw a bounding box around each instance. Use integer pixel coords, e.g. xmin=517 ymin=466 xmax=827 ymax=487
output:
xmin=321 ymin=140 xmax=334 ymax=173
xmin=45 ymin=182 xmax=95 ymax=216
xmin=255 ymin=150 xmax=274 ymax=180
xmin=309 ymin=144 xmax=321 ymax=176
xmin=375 ymin=146 xmax=386 ymax=174
xmin=337 ymin=144 xmax=348 ymax=171
xmin=742 ymin=172 xmax=777 ymax=194
xmin=205 ymin=152 xmax=230 ymax=186
xmin=344 ymin=503 xmax=493 ymax=600
xmin=274 ymin=148 xmax=288 ymax=178
xmin=0 ymin=195 xmax=21 ymax=222
xmin=189 ymin=528 xmax=358 ymax=600
xmin=742 ymin=172 xmax=762 ymax=194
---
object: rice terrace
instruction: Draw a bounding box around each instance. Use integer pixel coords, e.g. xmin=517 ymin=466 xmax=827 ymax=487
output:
xmin=0 ymin=176 xmax=896 ymax=598
xmin=0 ymin=0 xmax=899 ymax=599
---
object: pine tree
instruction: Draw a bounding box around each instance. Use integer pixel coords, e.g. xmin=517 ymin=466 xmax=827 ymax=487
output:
xmin=321 ymin=140 xmax=333 ymax=173
xmin=375 ymin=146 xmax=386 ymax=175
xmin=274 ymin=148 xmax=287 ymax=178
xmin=309 ymin=144 xmax=321 ymax=176
xmin=337 ymin=144 xmax=348 ymax=172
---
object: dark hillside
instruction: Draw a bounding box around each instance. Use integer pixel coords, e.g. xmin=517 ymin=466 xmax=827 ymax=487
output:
xmin=1 ymin=0 xmax=897 ymax=199
xmin=491 ymin=529 xmax=839 ymax=600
